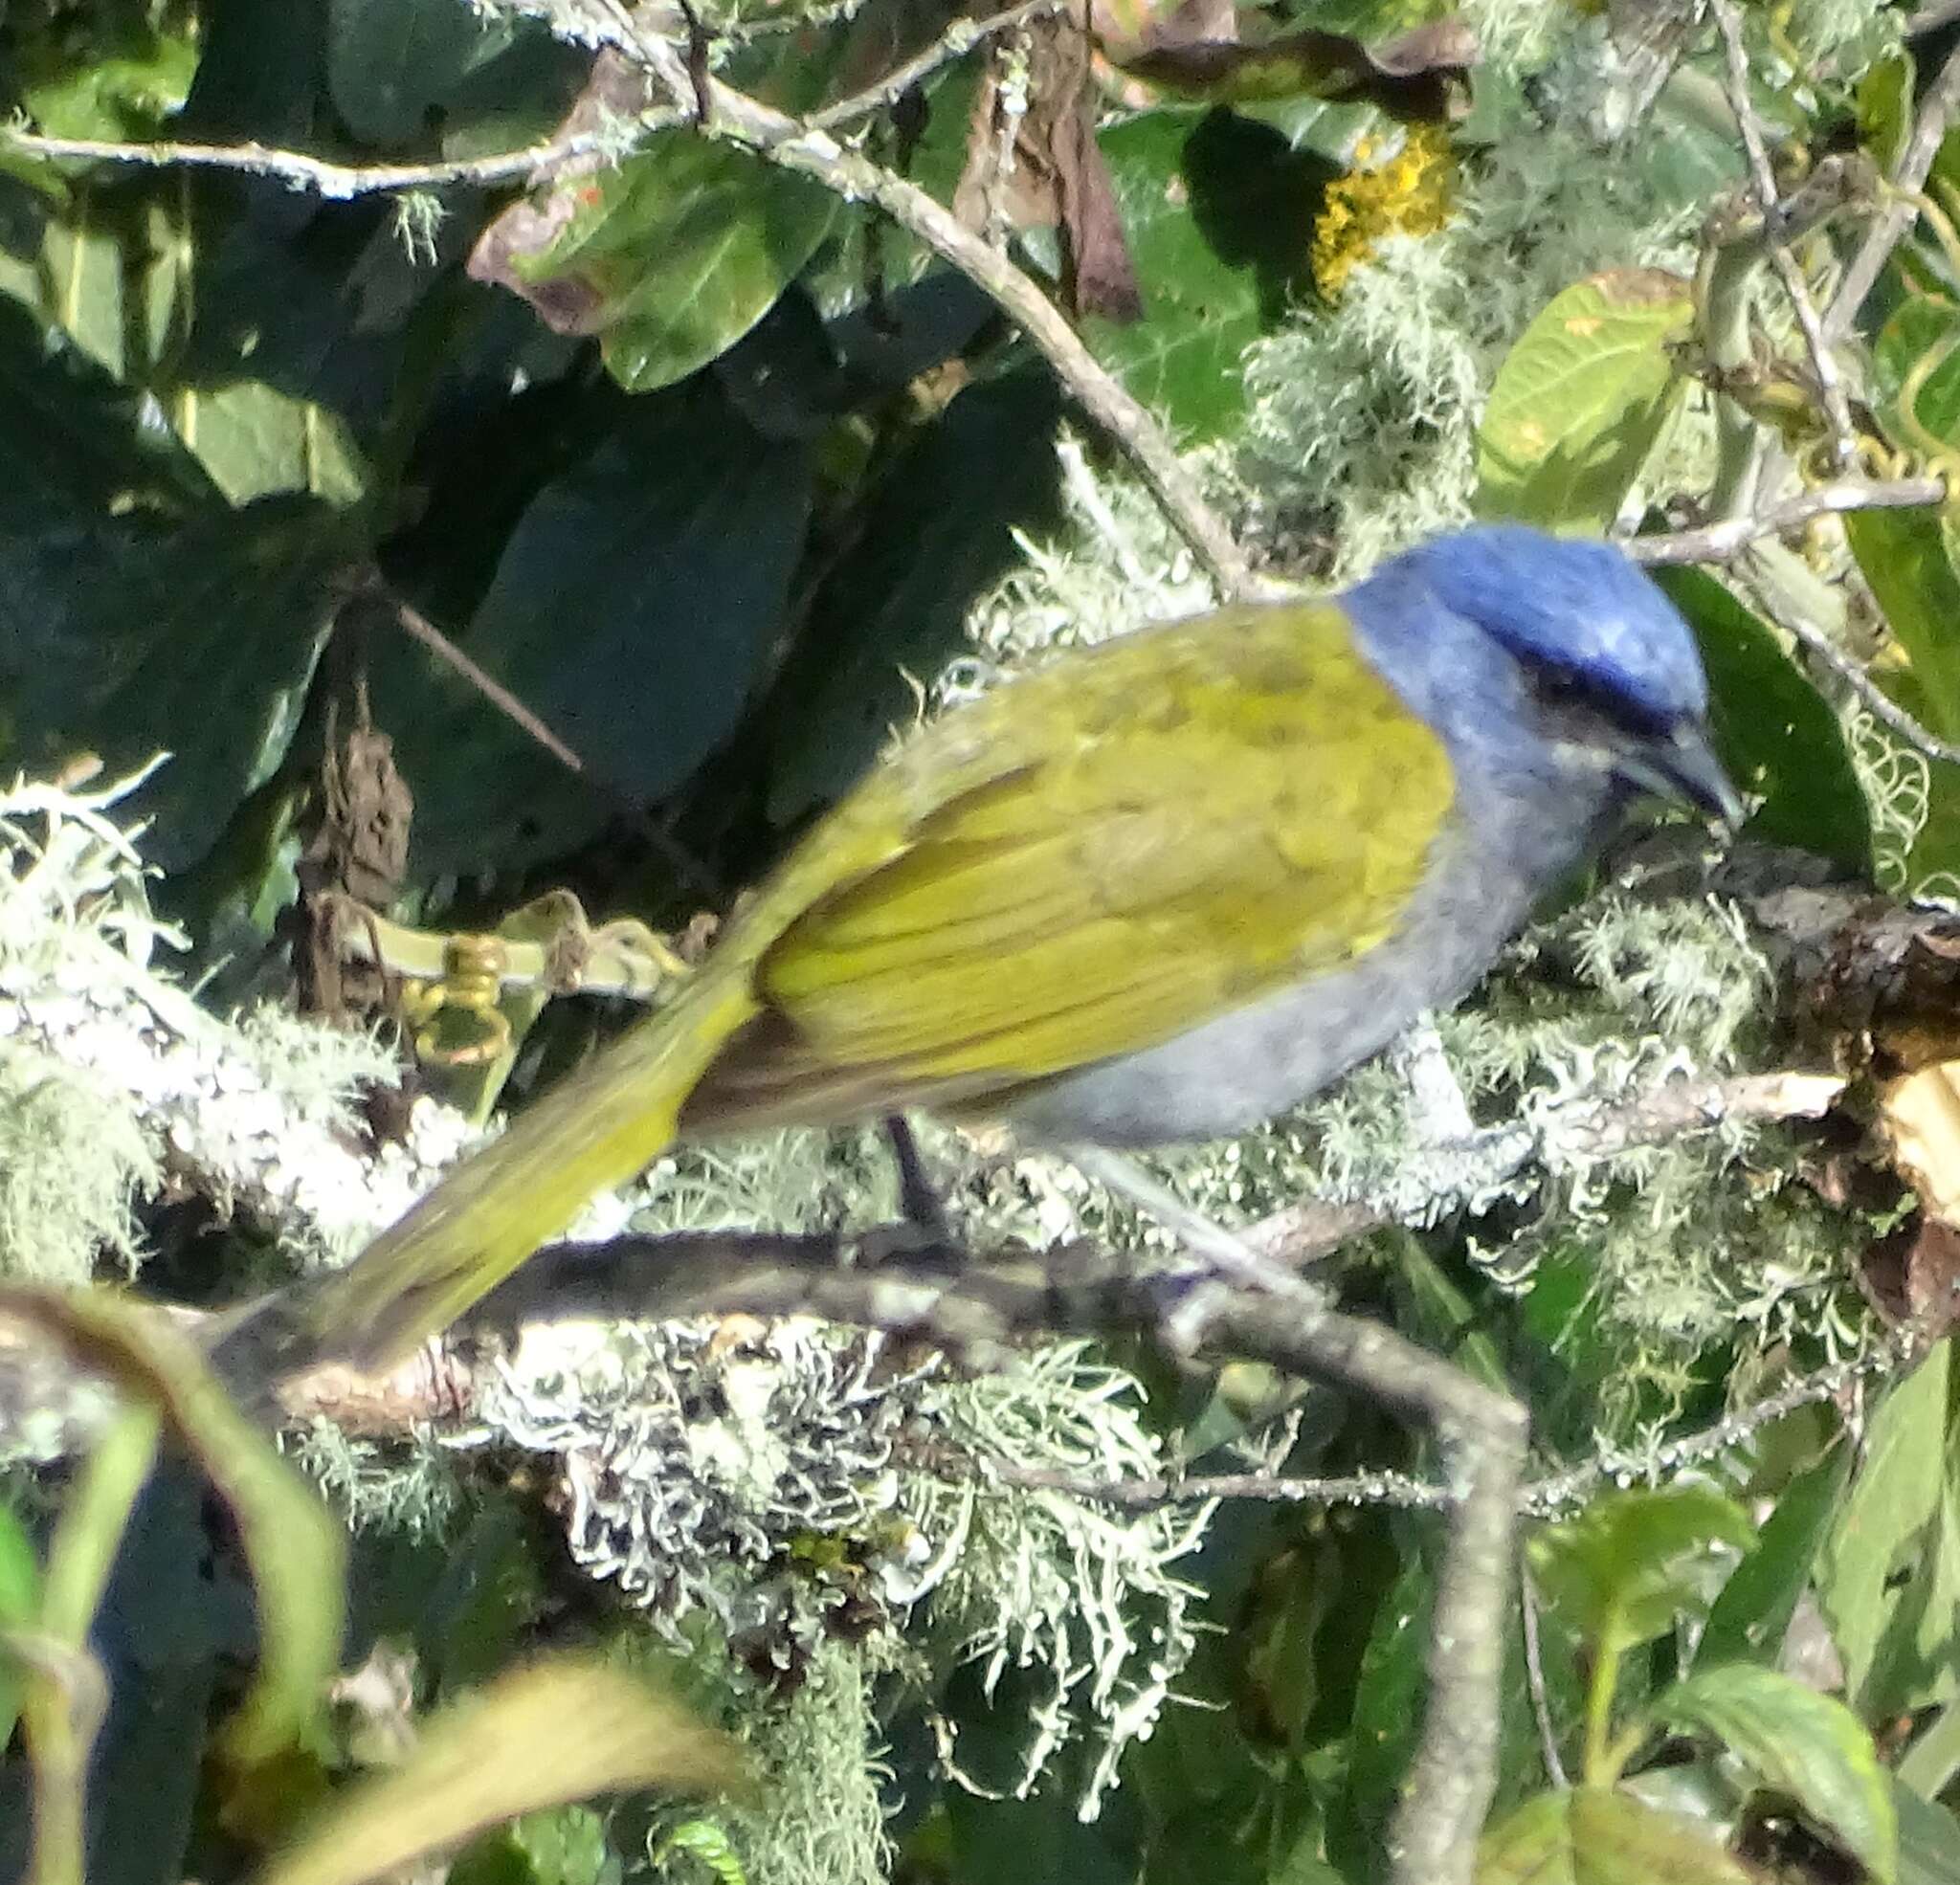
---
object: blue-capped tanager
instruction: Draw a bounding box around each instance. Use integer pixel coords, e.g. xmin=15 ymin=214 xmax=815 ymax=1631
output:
xmin=217 ymin=524 xmax=1740 ymax=1387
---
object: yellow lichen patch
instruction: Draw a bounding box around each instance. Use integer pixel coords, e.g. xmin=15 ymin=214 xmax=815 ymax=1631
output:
xmin=1310 ymin=123 xmax=1457 ymax=300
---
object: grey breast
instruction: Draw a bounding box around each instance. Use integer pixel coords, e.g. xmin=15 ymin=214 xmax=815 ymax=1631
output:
xmin=998 ymin=766 xmax=1611 ymax=1147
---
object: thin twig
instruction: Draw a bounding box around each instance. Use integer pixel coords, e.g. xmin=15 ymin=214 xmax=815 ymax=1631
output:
xmin=1709 ymin=0 xmax=1858 ymax=471
xmin=1826 ymin=40 xmax=1960 ymax=341
xmin=0 ymin=3 xmax=1061 ymax=201
xmin=390 ymin=594 xmax=590 ymax=778
xmin=1731 ymin=551 xmax=1960 ymax=768
xmin=0 ymin=124 xmax=655 ymax=199
xmin=385 ymin=591 xmax=720 ymax=892
xmin=806 ymin=0 xmax=1064 ymax=130
xmin=1519 ymin=1567 xmax=1569 ymax=1790
xmin=937 ymin=1342 xmax=1902 ymax=1521
xmin=1625 ymin=474 xmax=1948 ymax=564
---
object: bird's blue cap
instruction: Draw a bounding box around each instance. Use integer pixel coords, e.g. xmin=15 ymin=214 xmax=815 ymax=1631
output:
xmin=1379 ymin=524 xmax=1708 ymax=730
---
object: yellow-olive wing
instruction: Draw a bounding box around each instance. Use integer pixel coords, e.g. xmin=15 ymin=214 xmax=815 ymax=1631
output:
xmin=686 ymin=601 xmax=1455 ymax=1126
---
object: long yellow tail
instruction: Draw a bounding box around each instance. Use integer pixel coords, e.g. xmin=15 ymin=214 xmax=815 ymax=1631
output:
xmin=215 ymin=955 xmax=761 ymax=1395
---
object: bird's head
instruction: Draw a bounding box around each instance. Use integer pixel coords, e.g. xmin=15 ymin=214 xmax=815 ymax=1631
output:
xmin=1349 ymin=525 xmax=1744 ymax=827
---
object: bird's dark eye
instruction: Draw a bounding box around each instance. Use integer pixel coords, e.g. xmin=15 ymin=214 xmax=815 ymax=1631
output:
xmin=1523 ymin=665 xmax=1667 ymax=740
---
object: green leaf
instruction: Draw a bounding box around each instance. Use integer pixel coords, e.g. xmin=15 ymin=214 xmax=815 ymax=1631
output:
xmin=260 ymin=1659 xmax=745 ymax=1885
xmin=1694 ymin=1443 xmax=1852 ymax=1670
xmin=15 ymin=26 xmax=199 ymax=140
xmin=326 ymin=0 xmax=516 ymax=145
xmin=1644 ymin=1664 xmax=1895 ymax=1884
xmin=379 ymin=383 xmax=813 ymax=875
xmin=1846 ymin=507 xmax=1960 ymax=745
xmin=1860 ymin=52 xmax=1917 ymax=177
xmin=1087 ymin=109 xmax=1327 ymax=441
xmin=470 ymin=133 xmax=839 ymax=394
xmin=1872 ymin=292 xmax=1960 ymax=455
xmin=1897 ymin=1779 xmax=1960 ymax=1885
xmin=1476 ymin=1787 xmax=1754 ymax=1884
xmin=0 ymin=1285 xmax=345 ymax=1765
xmin=1651 ymin=566 xmax=1872 ymax=874
xmin=1527 ymin=1487 xmax=1754 ymax=1659
xmin=1475 ymin=270 xmax=1693 ymax=532
xmin=1817 ymin=1338 xmax=1960 ymax=1719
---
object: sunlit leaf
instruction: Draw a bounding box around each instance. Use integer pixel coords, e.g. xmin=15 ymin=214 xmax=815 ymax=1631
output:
xmin=1695 ymin=1442 xmax=1851 ymax=1670
xmin=256 ymin=1658 xmax=746 ymax=1885
xmin=1645 ymin=1664 xmax=1895 ymax=1884
xmin=471 ymin=131 xmax=838 ymax=393
xmin=1476 ymin=270 xmax=1693 ymax=532
xmin=1817 ymin=1338 xmax=1960 ymax=1718
xmin=1527 ymin=1487 xmax=1753 ymax=1659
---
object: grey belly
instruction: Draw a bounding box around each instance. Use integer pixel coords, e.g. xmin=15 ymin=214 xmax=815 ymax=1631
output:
xmin=996 ymin=829 xmax=1547 ymax=1146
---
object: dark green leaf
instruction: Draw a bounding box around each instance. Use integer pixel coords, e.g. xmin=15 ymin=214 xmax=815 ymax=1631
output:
xmin=766 ymin=369 xmax=1065 ymax=822
xmin=1695 ymin=1443 xmax=1851 ymax=1670
xmin=381 ymin=384 xmax=813 ymax=874
xmin=1527 ymin=1487 xmax=1754 ymax=1659
xmin=0 ymin=496 xmax=345 ymax=870
xmin=1645 ymin=1664 xmax=1894 ymax=1884
xmin=326 ymin=0 xmax=516 ymax=146
xmin=470 ymin=133 xmax=838 ymax=394
xmin=1651 ymin=566 xmax=1872 ymax=873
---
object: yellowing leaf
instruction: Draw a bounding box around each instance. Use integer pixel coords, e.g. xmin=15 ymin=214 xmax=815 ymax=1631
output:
xmin=1476 ymin=269 xmax=1692 ymax=532
xmin=256 ymin=1657 xmax=747 ymax=1885
xmin=1477 ymin=1786 xmax=1754 ymax=1884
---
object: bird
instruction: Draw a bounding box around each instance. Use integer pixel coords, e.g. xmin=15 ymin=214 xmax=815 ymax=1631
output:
xmin=212 ymin=523 xmax=1741 ymax=1395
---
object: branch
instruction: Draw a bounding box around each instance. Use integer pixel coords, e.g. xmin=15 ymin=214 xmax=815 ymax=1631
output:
xmin=0 ymin=124 xmax=657 ymax=200
xmin=1708 ymin=0 xmax=1858 ymax=471
xmin=1826 ymin=39 xmax=1960 ymax=341
xmin=1625 ymin=474 xmax=1948 ymax=565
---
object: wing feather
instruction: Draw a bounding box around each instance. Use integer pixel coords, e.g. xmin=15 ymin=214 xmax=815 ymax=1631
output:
xmin=685 ymin=601 xmax=1455 ymax=1128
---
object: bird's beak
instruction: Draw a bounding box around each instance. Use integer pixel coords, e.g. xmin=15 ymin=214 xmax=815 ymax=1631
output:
xmin=1619 ymin=723 xmax=1747 ymax=829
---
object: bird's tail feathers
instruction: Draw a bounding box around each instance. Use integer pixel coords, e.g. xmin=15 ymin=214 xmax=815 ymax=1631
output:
xmin=212 ymin=958 xmax=761 ymax=1401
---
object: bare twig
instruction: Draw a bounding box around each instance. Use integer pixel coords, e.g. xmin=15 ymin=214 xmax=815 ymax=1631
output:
xmin=1827 ymin=40 xmax=1960 ymax=341
xmin=1519 ymin=1567 xmax=1569 ymax=1789
xmin=383 ymin=589 xmax=719 ymax=893
xmin=0 ymin=3 xmax=1062 ymax=200
xmin=807 ymin=0 xmax=1064 ymax=131
xmin=1625 ymin=474 xmax=1948 ymax=564
xmin=1709 ymin=0 xmax=1858 ymax=470
xmin=1730 ymin=550 xmax=1960 ymax=768
xmin=0 ymin=124 xmax=657 ymax=200
xmin=389 ymin=592 xmax=590 ymax=778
